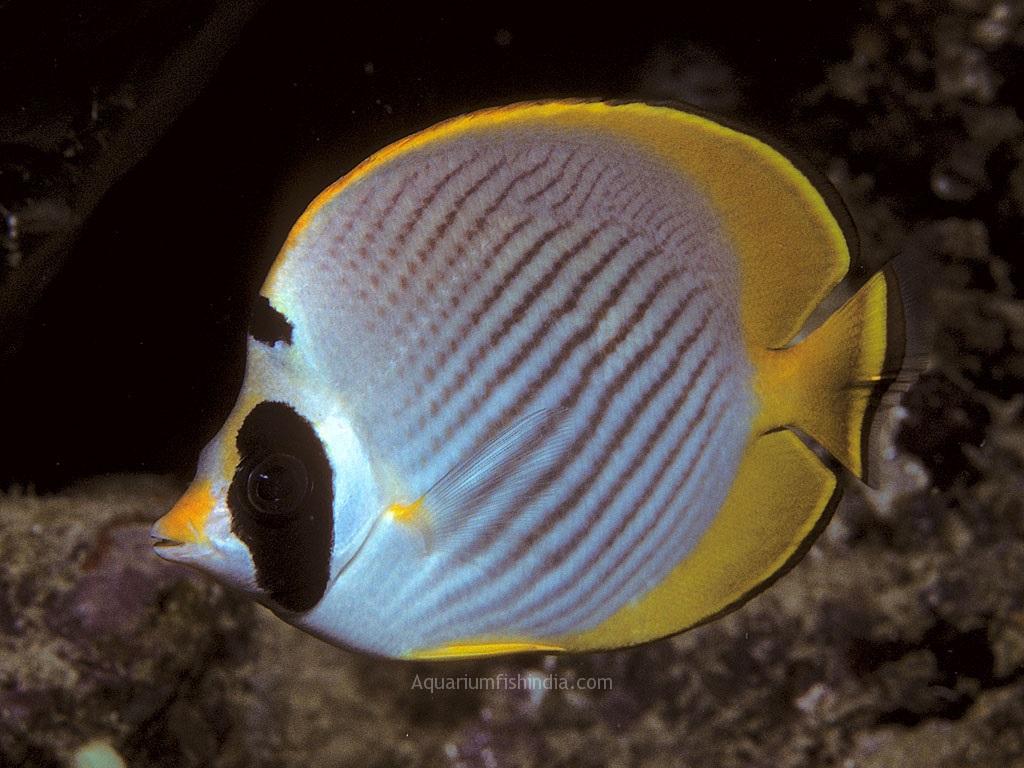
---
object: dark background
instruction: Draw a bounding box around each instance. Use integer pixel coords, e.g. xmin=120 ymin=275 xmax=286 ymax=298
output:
xmin=0 ymin=1 xmax=1001 ymax=490
xmin=0 ymin=1 xmax=876 ymax=489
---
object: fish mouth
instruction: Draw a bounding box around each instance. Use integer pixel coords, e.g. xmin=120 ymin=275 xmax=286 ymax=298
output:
xmin=151 ymin=479 xmax=216 ymax=556
xmin=151 ymin=535 xmax=185 ymax=549
xmin=150 ymin=530 xmax=188 ymax=557
xmin=149 ymin=524 xmax=224 ymax=564
xmin=149 ymin=526 xmax=203 ymax=560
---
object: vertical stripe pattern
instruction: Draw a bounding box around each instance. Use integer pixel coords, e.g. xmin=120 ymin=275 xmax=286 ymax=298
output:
xmin=270 ymin=128 xmax=753 ymax=654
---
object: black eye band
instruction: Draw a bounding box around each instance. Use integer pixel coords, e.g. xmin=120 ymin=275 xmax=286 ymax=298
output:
xmin=228 ymin=401 xmax=333 ymax=613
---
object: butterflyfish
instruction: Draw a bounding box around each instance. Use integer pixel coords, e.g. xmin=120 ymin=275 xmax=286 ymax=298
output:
xmin=152 ymin=100 xmax=917 ymax=659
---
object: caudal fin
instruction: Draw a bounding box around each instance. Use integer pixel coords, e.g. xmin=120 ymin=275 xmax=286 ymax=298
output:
xmin=755 ymin=254 xmax=932 ymax=486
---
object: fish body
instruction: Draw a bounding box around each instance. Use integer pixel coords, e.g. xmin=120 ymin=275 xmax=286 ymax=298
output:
xmin=153 ymin=101 xmax=909 ymax=659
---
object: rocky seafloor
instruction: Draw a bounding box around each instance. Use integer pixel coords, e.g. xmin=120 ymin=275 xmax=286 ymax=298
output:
xmin=2 ymin=1 xmax=1024 ymax=766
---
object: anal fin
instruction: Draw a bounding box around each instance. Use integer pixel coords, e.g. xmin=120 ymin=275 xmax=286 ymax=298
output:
xmin=560 ymin=430 xmax=838 ymax=651
xmin=406 ymin=640 xmax=566 ymax=660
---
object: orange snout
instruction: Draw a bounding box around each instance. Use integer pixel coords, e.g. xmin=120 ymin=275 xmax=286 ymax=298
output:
xmin=153 ymin=479 xmax=215 ymax=546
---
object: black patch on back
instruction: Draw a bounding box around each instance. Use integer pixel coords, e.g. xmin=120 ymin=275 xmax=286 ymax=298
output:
xmin=228 ymin=401 xmax=332 ymax=613
xmin=251 ymin=295 xmax=293 ymax=346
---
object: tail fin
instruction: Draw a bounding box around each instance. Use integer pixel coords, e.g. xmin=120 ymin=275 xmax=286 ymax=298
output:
xmin=754 ymin=254 xmax=933 ymax=486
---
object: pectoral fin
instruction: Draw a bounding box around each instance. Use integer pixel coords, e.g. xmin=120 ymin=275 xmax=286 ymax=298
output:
xmin=389 ymin=408 xmax=574 ymax=551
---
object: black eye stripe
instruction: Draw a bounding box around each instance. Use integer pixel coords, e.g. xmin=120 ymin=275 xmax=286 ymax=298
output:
xmin=251 ymin=295 xmax=294 ymax=346
xmin=228 ymin=401 xmax=332 ymax=613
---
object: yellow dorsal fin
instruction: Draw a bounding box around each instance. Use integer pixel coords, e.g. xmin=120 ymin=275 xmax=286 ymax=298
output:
xmin=264 ymin=100 xmax=852 ymax=349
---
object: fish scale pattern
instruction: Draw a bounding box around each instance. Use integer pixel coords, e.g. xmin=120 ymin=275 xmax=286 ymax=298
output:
xmin=276 ymin=130 xmax=754 ymax=644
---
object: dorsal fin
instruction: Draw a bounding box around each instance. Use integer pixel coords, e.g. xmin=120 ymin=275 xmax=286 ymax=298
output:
xmin=261 ymin=100 xmax=854 ymax=352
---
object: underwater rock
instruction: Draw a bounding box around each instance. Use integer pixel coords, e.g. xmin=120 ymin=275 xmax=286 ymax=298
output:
xmin=0 ymin=476 xmax=256 ymax=767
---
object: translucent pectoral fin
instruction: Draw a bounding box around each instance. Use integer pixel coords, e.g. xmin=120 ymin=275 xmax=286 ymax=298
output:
xmin=393 ymin=408 xmax=575 ymax=552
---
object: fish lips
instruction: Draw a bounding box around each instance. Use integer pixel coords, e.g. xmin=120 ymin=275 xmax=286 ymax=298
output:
xmin=149 ymin=528 xmax=212 ymax=564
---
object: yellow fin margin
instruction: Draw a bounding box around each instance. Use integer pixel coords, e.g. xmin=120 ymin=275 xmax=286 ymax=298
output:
xmin=557 ymin=430 xmax=837 ymax=651
xmin=262 ymin=100 xmax=850 ymax=350
xmin=408 ymin=432 xmax=837 ymax=655
xmin=407 ymin=641 xmax=566 ymax=661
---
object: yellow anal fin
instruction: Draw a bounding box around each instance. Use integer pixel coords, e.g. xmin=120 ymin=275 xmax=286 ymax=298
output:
xmin=753 ymin=269 xmax=891 ymax=482
xmin=407 ymin=640 xmax=566 ymax=660
xmin=560 ymin=430 xmax=837 ymax=652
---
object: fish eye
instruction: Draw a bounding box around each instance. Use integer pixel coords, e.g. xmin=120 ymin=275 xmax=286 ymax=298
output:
xmin=246 ymin=453 xmax=310 ymax=520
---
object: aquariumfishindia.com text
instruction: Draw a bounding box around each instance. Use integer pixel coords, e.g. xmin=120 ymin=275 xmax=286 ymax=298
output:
xmin=410 ymin=673 xmax=612 ymax=693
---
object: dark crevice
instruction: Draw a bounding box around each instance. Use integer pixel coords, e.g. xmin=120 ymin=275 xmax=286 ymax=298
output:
xmin=851 ymin=618 xmax=1024 ymax=728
